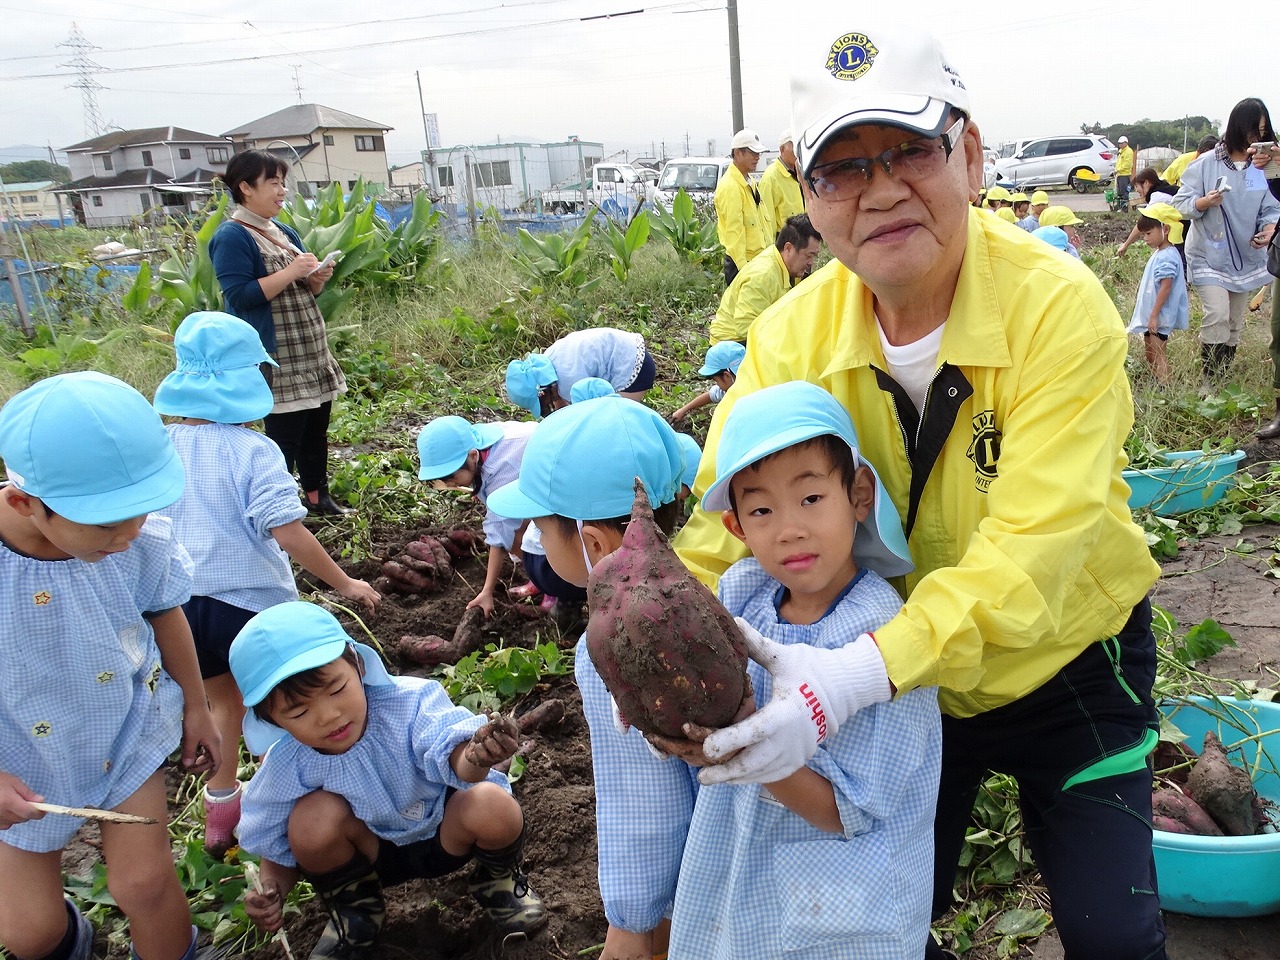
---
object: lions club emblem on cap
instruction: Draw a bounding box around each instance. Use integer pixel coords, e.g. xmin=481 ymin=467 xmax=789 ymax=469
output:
xmin=827 ymin=33 xmax=878 ymax=81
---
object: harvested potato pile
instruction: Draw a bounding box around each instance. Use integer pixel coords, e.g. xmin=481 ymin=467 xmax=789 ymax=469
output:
xmin=1152 ymin=730 xmax=1274 ymax=837
xmin=585 ymin=480 xmax=749 ymax=738
xmin=376 ymin=530 xmax=480 ymax=594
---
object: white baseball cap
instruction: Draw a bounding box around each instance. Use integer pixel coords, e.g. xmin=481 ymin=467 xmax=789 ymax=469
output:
xmin=1119 ymin=136 xmax=1129 ymax=144
xmin=730 ymin=129 xmax=766 ymax=152
xmin=778 ymin=128 xmax=795 ymax=147
xmin=791 ymin=26 xmax=970 ymax=178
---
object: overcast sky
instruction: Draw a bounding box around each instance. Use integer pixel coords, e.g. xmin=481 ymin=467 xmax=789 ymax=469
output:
xmin=4 ymin=0 xmax=1277 ymax=168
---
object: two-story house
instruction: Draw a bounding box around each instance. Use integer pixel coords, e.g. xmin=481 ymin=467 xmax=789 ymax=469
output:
xmin=58 ymin=126 xmax=230 ymax=226
xmin=223 ymin=104 xmax=393 ymax=195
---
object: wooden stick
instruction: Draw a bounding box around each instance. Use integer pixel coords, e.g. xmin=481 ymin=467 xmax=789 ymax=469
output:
xmin=28 ymin=802 xmax=157 ymax=825
xmin=243 ymin=862 xmax=297 ymax=960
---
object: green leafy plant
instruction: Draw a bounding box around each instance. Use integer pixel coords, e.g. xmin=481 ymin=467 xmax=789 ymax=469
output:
xmin=601 ymin=210 xmax=651 ymax=282
xmin=434 ymin=640 xmax=572 ymax=713
xmin=512 ymin=216 xmax=601 ymax=293
xmin=649 ymin=189 xmax=722 ymax=267
xmin=154 ymin=193 xmax=228 ymax=324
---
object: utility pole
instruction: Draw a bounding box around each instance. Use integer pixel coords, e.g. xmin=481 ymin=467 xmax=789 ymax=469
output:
xmin=291 ymin=65 xmax=304 ymax=104
xmin=59 ymin=22 xmax=106 ymax=137
xmin=727 ymin=0 xmax=744 ymax=133
xmin=416 ymin=71 xmax=439 ymax=194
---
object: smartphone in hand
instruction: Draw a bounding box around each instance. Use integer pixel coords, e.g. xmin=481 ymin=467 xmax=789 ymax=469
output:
xmin=1251 ymin=141 xmax=1280 ymax=180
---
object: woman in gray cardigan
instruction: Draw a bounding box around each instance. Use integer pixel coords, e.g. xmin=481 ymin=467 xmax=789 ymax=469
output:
xmin=1174 ymin=98 xmax=1280 ymax=388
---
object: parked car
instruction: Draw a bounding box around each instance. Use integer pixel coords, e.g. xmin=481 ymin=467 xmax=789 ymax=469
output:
xmin=653 ymin=156 xmax=731 ymax=210
xmin=540 ymin=161 xmax=651 ymax=214
xmin=993 ymin=135 xmax=1117 ymax=190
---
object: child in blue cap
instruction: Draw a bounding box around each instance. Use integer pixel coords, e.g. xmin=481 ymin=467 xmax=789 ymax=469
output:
xmin=670 ymin=340 xmax=745 ymax=424
xmin=154 ymin=311 xmax=381 ymax=856
xmin=0 ymin=372 xmax=221 ymax=960
xmin=487 ymin=396 xmax=693 ymax=960
xmin=662 ymin=380 xmax=940 ymax=959
xmin=504 ymin=327 xmax=654 ymax=419
xmin=416 ymin=415 xmax=537 ymax=614
xmin=229 ymin=601 xmax=545 ymax=957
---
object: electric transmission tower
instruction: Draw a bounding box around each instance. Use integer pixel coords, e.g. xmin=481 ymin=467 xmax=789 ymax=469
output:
xmin=59 ymin=22 xmax=106 ymax=138
xmin=291 ymin=65 xmax=304 ymax=104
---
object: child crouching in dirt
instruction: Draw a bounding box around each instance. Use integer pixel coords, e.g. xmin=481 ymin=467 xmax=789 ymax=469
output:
xmin=0 ymin=372 xmax=222 ymax=960
xmin=487 ymin=396 xmax=696 ymax=960
xmin=154 ymin=311 xmax=380 ymax=857
xmin=656 ymin=381 xmax=941 ymax=959
xmin=231 ymin=601 xmax=545 ymax=958
xmin=1125 ymin=203 xmax=1189 ymax=383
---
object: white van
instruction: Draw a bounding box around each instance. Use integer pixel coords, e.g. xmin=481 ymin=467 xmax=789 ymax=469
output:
xmin=652 ymin=157 xmax=731 ymax=209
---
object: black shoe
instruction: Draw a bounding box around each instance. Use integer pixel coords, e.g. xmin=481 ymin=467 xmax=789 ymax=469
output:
xmin=305 ymin=490 xmax=350 ymax=516
xmin=468 ymin=864 xmax=547 ymax=935
xmin=1258 ymin=398 xmax=1280 ymax=440
xmin=303 ymin=855 xmax=385 ymax=959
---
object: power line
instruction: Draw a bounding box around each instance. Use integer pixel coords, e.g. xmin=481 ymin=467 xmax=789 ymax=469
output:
xmin=56 ymin=22 xmax=105 ymax=137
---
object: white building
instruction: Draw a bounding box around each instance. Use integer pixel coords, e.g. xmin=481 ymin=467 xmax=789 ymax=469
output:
xmin=433 ymin=139 xmax=605 ymax=211
xmin=0 ymin=181 xmax=65 ymax=223
xmin=225 ymin=104 xmax=393 ymax=194
xmin=59 ymin=126 xmax=228 ymax=226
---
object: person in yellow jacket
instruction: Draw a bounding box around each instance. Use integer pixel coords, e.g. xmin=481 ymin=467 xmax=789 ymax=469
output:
xmin=1162 ymin=135 xmax=1218 ymax=186
xmin=714 ymin=129 xmax=768 ymax=285
xmin=756 ymin=129 xmax=805 ymax=240
xmin=709 ymin=214 xmax=822 ymax=344
xmin=1115 ymin=135 xmax=1136 ymax=203
xmin=672 ymin=24 xmax=1168 ymax=960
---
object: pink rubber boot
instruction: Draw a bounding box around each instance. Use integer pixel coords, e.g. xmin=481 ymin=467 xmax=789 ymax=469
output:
xmin=203 ymin=782 xmax=242 ymax=859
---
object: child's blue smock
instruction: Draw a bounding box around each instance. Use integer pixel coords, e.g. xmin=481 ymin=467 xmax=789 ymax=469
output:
xmin=575 ymin=636 xmax=700 ymax=932
xmin=669 ymin=558 xmax=941 ymax=960
xmin=160 ymin=422 xmax=307 ymax=611
xmin=1127 ymin=246 xmax=1189 ymax=337
xmin=478 ymin=422 xmax=537 ymax=550
xmin=238 ymin=677 xmax=507 ymax=867
xmin=0 ymin=514 xmax=193 ymax=851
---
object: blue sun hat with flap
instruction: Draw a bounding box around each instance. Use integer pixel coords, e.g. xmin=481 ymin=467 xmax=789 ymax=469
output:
xmin=701 ymin=380 xmax=913 ymax=578
xmin=154 ymin=311 xmax=277 ymax=423
xmin=699 ymin=341 xmax=746 ymax=377
xmin=569 ymin=377 xmax=616 ymax=403
xmin=504 ymin=353 xmax=559 ymax=418
xmin=230 ymin=601 xmax=394 ymax=753
xmin=416 ymin=416 xmax=506 ymax=481
xmin=488 ymin=396 xmax=685 ymax=520
xmin=0 ymin=371 xmax=185 ymax=524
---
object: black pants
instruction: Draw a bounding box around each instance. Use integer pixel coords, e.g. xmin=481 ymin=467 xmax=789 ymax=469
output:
xmin=522 ymin=551 xmax=588 ymax=604
xmin=264 ymin=401 xmax=332 ymax=493
xmin=926 ymin=600 xmax=1167 ymax=960
xmin=723 ymin=255 xmax=739 ymax=287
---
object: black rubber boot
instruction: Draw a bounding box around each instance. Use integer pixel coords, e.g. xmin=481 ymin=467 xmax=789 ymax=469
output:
xmin=468 ymin=829 xmax=547 ymax=935
xmin=303 ymin=853 xmax=385 ymax=959
xmin=304 ymin=486 xmax=350 ymax=516
xmin=1200 ymin=342 xmax=1219 ymax=394
xmin=1258 ymin=397 xmax=1280 ymax=440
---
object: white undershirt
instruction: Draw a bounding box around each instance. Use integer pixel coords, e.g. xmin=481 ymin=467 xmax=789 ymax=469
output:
xmin=876 ymin=319 xmax=946 ymax=414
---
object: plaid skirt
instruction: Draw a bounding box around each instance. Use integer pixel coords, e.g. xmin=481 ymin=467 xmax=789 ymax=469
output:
xmin=261 ymin=245 xmax=346 ymax=408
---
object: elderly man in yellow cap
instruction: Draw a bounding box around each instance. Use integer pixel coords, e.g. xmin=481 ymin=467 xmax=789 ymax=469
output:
xmin=675 ymin=23 xmax=1167 ymax=960
xmin=757 ymin=129 xmax=805 ymax=241
xmin=715 ymin=128 xmax=769 ymax=285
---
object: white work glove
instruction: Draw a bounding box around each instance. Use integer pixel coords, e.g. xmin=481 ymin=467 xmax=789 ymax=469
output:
xmin=609 ymin=693 xmax=668 ymax=762
xmin=698 ymin=617 xmax=891 ymax=785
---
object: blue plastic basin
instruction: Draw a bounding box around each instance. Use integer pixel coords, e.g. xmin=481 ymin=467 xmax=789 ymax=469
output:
xmin=1124 ymin=450 xmax=1245 ymax=515
xmin=1152 ymin=697 xmax=1280 ymax=917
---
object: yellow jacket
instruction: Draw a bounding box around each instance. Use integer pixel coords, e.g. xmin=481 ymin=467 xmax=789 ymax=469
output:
xmin=1162 ymin=150 xmax=1197 ymax=186
xmin=1116 ymin=145 xmax=1135 ymax=176
xmin=714 ymin=164 xmax=767 ymax=271
xmin=710 ymin=245 xmax=791 ymax=344
xmin=757 ymin=158 xmax=804 ymax=240
xmin=675 ymin=211 xmax=1160 ymax=718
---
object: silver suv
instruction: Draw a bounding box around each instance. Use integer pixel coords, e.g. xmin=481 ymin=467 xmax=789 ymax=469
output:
xmin=993 ymin=135 xmax=1117 ymax=191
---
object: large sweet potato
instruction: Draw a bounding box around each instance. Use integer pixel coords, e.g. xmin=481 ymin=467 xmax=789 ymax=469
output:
xmin=1151 ymin=786 xmax=1223 ymax=836
xmin=585 ymin=480 xmax=749 ymax=738
xmin=1186 ymin=731 xmax=1258 ymax=836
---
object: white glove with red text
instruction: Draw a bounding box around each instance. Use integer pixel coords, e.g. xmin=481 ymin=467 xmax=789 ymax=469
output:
xmin=697 ymin=617 xmax=891 ymax=785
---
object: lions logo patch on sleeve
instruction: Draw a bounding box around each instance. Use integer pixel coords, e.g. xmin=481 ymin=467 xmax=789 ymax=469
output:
xmin=966 ymin=411 xmax=1001 ymax=492
xmin=826 ymin=33 xmax=878 ymax=81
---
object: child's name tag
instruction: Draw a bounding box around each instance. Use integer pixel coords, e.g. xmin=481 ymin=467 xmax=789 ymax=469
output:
xmin=401 ymin=800 xmax=426 ymax=821
xmin=1244 ymin=167 xmax=1267 ymax=191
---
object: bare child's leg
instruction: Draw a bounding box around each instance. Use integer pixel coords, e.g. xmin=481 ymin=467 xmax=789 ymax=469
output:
xmin=0 ymin=844 xmax=76 ymax=959
xmin=100 ymin=770 xmax=194 ymax=960
xmin=1151 ymin=336 xmax=1170 ymax=383
xmin=437 ymin=781 xmax=523 ymax=855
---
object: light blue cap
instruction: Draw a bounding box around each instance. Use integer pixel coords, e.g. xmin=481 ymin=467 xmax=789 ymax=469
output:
xmin=702 ymin=381 xmax=913 ymax=579
xmin=504 ymin=353 xmax=558 ymax=418
xmin=698 ymin=340 xmax=746 ymax=377
xmin=229 ymin=601 xmax=394 ymax=754
xmin=1032 ymin=225 xmax=1070 ymax=252
xmin=676 ymin=432 xmax=702 ymax=490
xmin=487 ymin=396 xmax=685 ymax=520
xmin=0 ymin=371 xmax=185 ymax=524
xmin=416 ymin=416 xmax=505 ymax=481
xmin=154 ymin=311 xmax=277 ymax=424
xmin=570 ymin=377 xmax=616 ymax=403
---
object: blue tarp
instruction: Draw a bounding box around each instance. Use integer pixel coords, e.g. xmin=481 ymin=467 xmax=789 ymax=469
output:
xmin=0 ymin=258 xmax=140 ymax=315
xmin=1 ymin=217 xmax=76 ymax=231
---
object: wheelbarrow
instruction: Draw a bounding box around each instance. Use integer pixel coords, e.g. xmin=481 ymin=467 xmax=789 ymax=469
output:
xmin=1070 ymin=168 xmax=1102 ymax=193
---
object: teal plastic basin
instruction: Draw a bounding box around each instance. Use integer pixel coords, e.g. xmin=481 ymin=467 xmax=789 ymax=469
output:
xmin=1152 ymin=697 xmax=1280 ymax=917
xmin=1124 ymin=450 xmax=1245 ymax=515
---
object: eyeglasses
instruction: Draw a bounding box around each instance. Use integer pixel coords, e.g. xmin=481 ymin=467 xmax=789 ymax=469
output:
xmin=805 ymin=115 xmax=967 ymax=203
